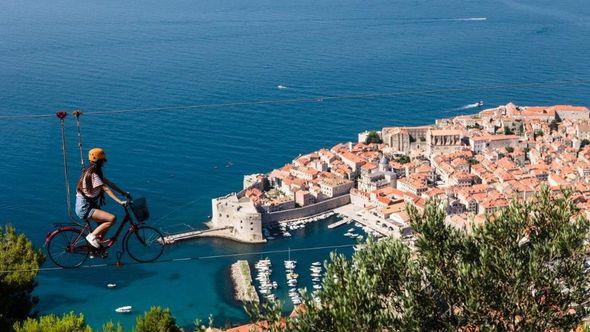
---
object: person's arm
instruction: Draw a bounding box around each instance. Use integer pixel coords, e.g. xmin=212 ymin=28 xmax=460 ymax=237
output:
xmin=103 ymin=178 xmax=127 ymax=196
xmin=103 ymin=185 xmax=126 ymax=205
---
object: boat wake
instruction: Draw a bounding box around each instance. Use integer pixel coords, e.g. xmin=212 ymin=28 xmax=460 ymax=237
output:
xmin=445 ymin=17 xmax=487 ymax=22
xmin=459 ymin=101 xmax=484 ymax=110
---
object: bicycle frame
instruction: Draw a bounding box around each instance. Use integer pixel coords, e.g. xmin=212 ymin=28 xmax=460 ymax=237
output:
xmin=45 ymin=204 xmax=142 ymax=251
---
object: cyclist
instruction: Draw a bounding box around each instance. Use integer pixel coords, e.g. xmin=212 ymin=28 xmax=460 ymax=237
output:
xmin=75 ymin=148 xmax=128 ymax=248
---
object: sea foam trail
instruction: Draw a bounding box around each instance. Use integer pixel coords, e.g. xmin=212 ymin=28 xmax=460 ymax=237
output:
xmin=460 ymin=102 xmax=482 ymax=109
xmin=444 ymin=17 xmax=487 ymax=21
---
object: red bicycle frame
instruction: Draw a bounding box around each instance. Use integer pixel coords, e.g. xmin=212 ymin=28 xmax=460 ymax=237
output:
xmin=45 ymin=204 xmax=142 ymax=251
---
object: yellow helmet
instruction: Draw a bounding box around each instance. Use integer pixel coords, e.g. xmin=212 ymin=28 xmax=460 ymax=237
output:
xmin=88 ymin=148 xmax=106 ymax=162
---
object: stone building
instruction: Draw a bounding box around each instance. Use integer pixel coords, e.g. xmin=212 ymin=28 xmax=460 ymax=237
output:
xmin=381 ymin=126 xmax=431 ymax=153
xmin=426 ymin=129 xmax=463 ymax=156
xmin=319 ymin=178 xmax=354 ymax=198
xmin=211 ymin=193 xmax=264 ymax=242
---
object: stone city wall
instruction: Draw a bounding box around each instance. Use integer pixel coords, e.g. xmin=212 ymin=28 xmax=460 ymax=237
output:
xmin=261 ymin=194 xmax=350 ymax=223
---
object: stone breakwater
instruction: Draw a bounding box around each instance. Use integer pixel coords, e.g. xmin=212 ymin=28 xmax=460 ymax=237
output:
xmin=230 ymin=260 xmax=259 ymax=303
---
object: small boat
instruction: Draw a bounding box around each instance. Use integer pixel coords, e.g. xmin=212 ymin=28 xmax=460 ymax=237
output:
xmin=312 ymin=262 xmax=321 ymax=266
xmin=313 ymin=284 xmax=322 ymax=290
xmin=476 ymin=101 xmax=484 ymax=107
xmin=277 ymin=85 xmax=287 ymax=90
xmin=347 ymin=228 xmax=354 ymax=232
xmin=107 ymin=283 xmax=117 ymax=288
xmin=283 ymin=232 xmax=291 ymax=237
xmin=115 ymin=306 xmax=132 ymax=313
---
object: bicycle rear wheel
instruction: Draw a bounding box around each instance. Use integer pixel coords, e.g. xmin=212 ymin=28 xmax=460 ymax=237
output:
xmin=125 ymin=226 xmax=165 ymax=263
xmin=46 ymin=228 xmax=90 ymax=268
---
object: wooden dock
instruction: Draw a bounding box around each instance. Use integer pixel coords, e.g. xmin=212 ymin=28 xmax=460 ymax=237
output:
xmin=328 ymin=217 xmax=352 ymax=229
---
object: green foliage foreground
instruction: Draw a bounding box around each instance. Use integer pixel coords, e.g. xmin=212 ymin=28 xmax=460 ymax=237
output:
xmin=248 ymin=187 xmax=590 ymax=331
xmin=13 ymin=307 xmax=180 ymax=332
xmin=0 ymin=225 xmax=45 ymax=331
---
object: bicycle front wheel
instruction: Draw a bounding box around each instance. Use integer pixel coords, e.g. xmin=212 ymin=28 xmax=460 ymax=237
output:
xmin=46 ymin=228 xmax=90 ymax=268
xmin=125 ymin=226 xmax=165 ymax=263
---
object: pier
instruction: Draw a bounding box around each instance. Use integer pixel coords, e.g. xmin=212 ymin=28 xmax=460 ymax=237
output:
xmin=230 ymin=260 xmax=259 ymax=303
xmin=162 ymin=226 xmax=231 ymax=244
xmin=327 ymin=217 xmax=352 ymax=229
xmin=334 ymin=204 xmax=399 ymax=238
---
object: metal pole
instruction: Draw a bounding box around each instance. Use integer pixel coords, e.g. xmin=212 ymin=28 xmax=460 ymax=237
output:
xmin=56 ymin=111 xmax=77 ymax=223
xmin=72 ymin=109 xmax=85 ymax=170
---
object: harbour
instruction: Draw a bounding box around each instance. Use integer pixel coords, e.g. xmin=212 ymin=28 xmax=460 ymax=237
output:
xmin=2 ymin=0 xmax=588 ymax=329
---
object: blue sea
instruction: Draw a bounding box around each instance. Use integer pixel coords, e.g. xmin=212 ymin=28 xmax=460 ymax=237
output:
xmin=1 ymin=0 xmax=589 ymax=329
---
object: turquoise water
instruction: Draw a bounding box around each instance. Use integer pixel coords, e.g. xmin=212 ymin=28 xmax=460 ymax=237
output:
xmin=1 ymin=0 xmax=589 ymax=329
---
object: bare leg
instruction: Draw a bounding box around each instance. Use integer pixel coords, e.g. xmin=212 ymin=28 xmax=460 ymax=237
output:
xmin=90 ymin=209 xmax=116 ymax=237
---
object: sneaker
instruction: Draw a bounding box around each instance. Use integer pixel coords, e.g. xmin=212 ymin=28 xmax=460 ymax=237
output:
xmin=86 ymin=233 xmax=101 ymax=248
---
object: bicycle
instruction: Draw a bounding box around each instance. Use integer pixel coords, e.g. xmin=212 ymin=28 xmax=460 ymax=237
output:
xmin=45 ymin=195 xmax=165 ymax=268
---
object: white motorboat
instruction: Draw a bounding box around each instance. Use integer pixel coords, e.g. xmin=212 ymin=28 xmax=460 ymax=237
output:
xmin=277 ymin=85 xmax=287 ymax=90
xmin=107 ymin=283 xmax=117 ymax=288
xmin=115 ymin=306 xmax=132 ymax=313
xmin=313 ymin=284 xmax=322 ymax=290
xmin=312 ymin=262 xmax=321 ymax=266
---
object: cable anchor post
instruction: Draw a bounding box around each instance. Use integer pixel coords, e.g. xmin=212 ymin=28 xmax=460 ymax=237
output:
xmin=56 ymin=111 xmax=77 ymax=223
xmin=72 ymin=109 xmax=85 ymax=171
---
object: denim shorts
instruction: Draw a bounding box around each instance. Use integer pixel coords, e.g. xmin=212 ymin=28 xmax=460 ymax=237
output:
xmin=75 ymin=196 xmax=97 ymax=220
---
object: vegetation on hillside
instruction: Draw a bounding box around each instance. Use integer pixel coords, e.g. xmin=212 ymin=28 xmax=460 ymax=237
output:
xmin=248 ymin=187 xmax=590 ymax=331
xmin=0 ymin=225 xmax=45 ymax=331
xmin=13 ymin=307 xmax=179 ymax=332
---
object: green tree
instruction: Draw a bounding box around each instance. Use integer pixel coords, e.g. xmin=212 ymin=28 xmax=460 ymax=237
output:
xmin=395 ymin=155 xmax=410 ymax=164
xmin=503 ymin=126 xmax=514 ymax=135
xmin=101 ymin=321 xmax=123 ymax=332
xmin=365 ymin=131 xmax=382 ymax=144
xmin=250 ymin=187 xmax=590 ymax=331
xmin=13 ymin=312 xmax=90 ymax=332
xmin=549 ymin=119 xmax=559 ymax=132
xmin=580 ymin=139 xmax=590 ymax=150
xmin=505 ymin=146 xmax=514 ymax=153
xmin=0 ymin=225 xmax=45 ymax=330
xmin=134 ymin=307 xmax=181 ymax=332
